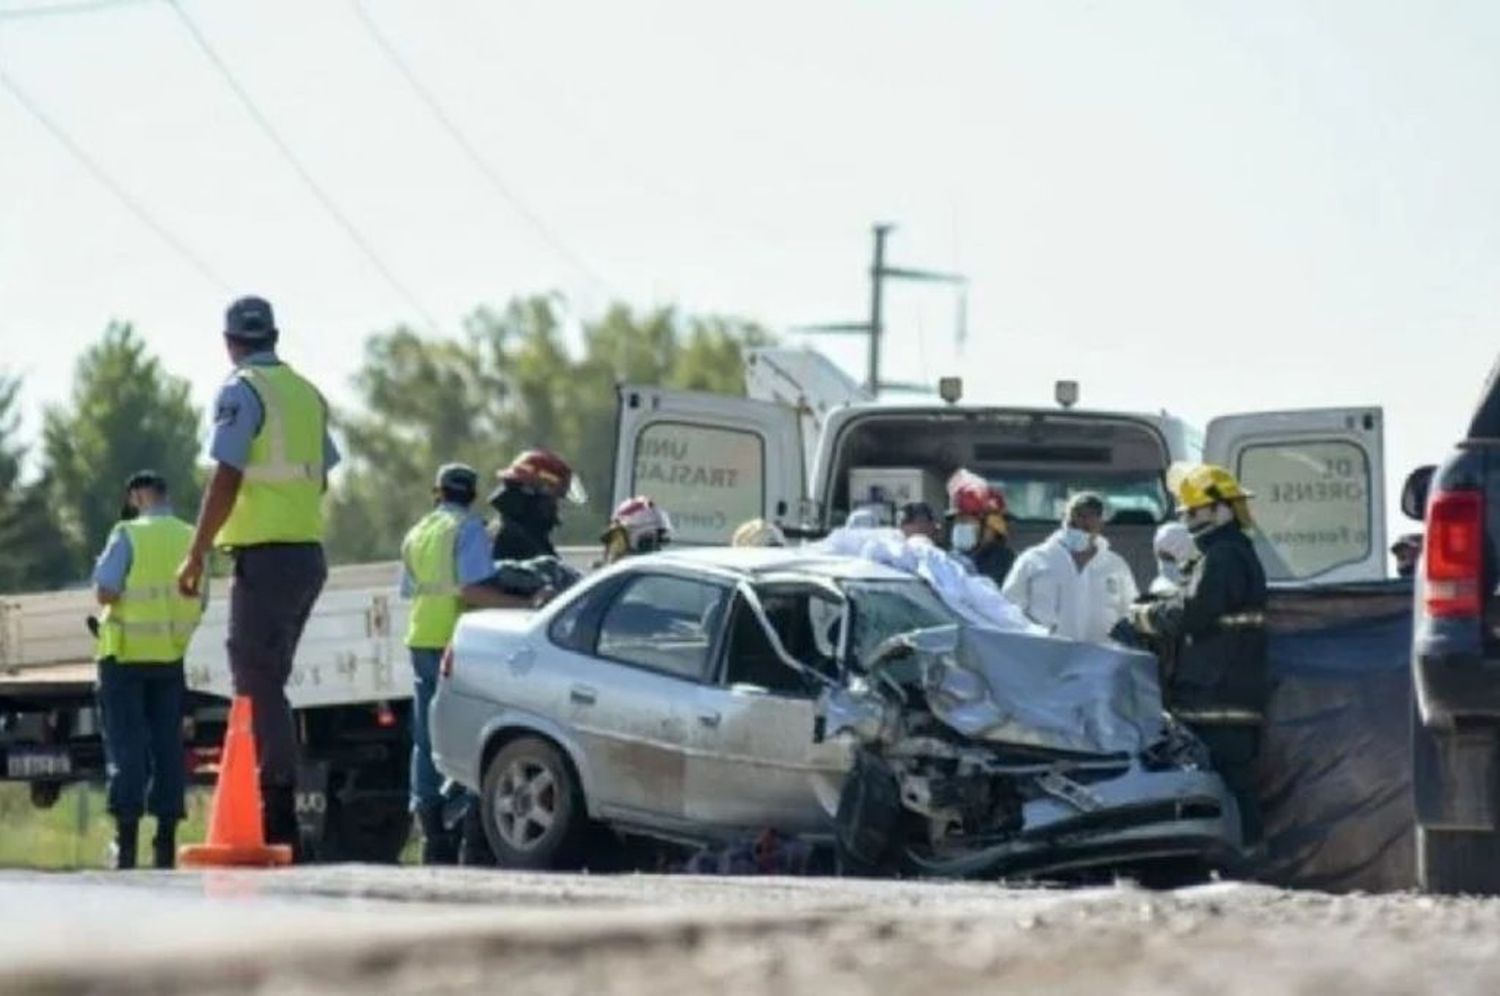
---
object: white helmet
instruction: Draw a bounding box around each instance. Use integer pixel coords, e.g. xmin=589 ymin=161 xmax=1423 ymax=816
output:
xmin=607 ymin=496 xmax=674 ymax=553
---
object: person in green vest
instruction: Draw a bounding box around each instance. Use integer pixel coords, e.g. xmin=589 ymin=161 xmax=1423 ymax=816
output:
xmin=93 ymin=470 xmax=204 ymax=869
xmin=175 ymin=296 xmax=340 ymax=856
xmin=400 ymin=463 xmax=536 ymax=864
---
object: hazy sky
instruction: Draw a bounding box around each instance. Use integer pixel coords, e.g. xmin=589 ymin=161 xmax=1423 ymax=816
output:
xmin=3 ymin=0 xmax=1497 ymax=535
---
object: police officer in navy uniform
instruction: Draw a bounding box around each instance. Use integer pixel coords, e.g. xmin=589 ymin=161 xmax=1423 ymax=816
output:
xmin=176 ymin=296 xmax=339 ymax=855
xmin=94 ymin=471 xmax=204 ymax=869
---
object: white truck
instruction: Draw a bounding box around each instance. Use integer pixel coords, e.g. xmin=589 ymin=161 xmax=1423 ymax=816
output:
xmin=0 ymin=345 xmax=1389 ymax=864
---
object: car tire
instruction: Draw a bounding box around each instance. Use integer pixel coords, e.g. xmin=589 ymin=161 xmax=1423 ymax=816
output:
xmin=479 ymin=736 xmax=586 ymax=870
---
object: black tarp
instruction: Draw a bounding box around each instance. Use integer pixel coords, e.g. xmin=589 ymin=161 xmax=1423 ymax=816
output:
xmin=1255 ymin=583 xmax=1415 ymax=893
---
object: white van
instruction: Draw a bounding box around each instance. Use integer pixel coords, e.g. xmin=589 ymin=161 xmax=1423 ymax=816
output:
xmin=613 ymin=348 xmax=1387 ymax=588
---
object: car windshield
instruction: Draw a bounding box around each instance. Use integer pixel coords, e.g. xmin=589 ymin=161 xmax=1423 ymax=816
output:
xmin=841 ymin=579 xmax=958 ymax=666
xmin=984 ymin=471 xmax=1170 ymax=524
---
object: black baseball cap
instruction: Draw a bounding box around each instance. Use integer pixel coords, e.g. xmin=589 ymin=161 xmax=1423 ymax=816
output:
xmin=125 ymin=469 xmax=168 ymax=493
xmin=897 ymin=501 xmax=937 ymax=526
xmin=225 ymin=295 xmax=278 ymax=342
xmin=435 ymin=463 xmax=479 ymax=499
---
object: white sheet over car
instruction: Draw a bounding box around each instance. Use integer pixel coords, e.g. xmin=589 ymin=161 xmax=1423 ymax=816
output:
xmin=815 ymin=528 xmax=1042 ymax=634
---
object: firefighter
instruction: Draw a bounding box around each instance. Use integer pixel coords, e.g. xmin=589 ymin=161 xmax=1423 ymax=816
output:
xmin=600 ymin=496 xmax=674 ymax=565
xmin=1130 ymin=463 xmax=1268 ymax=848
xmin=488 ymin=448 xmax=585 ymax=561
xmin=93 ymin=471 xmax=204 ymax=869
xmin=176 ymin=295 xmax=338 ymax=856
xmin=400 ymin=464 xmax=534 ymax=864
xmin=945 ymin=470 xmax=1015 ymax=587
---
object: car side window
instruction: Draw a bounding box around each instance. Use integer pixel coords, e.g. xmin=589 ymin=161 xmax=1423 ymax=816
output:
xmin=595 ymin=574 xmax=729 ymax=682
xmin=721 ymin=588 xmax=841 ymax=697
xmin=547 ymin=575 xmax=629 ymax=655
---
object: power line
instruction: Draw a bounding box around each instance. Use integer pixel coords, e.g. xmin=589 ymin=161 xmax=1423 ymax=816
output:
xmin=0 ymin=0 xmax=149 ymax=20
xmin=351 ymin=0 xmax=612 ymax=294
xmin=162 ymin=0 xmax=440 ymax=331
xmin=0 ymin=63 xmax=230 ymax=291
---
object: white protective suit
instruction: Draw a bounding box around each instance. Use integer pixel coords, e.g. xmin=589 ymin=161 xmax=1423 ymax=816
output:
xmin=1000 ymin=531 xmax=1138 ymax=644
xmin=817 ymin=528 xmax=1040 ymax=633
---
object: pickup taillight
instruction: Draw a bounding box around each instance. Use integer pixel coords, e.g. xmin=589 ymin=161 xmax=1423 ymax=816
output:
xmin=440 ymin=644 xmax=455 ymax=679
xmin=1425 ymin=488 xmax=1484 ymax=618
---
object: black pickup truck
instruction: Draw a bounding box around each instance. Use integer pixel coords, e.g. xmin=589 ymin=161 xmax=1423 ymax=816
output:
xmin=1408 ymin=359 xmax=1500 ymax=894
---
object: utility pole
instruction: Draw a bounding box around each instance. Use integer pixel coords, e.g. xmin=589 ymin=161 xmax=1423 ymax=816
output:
xmin=796 ymin=223 xmax=967 ymax=395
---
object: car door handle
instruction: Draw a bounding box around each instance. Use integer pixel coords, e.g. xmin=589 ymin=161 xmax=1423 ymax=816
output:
xmin=697 ymin=710 xmax=721 ymax=728
xmin=570 ymin=685 xmax=597 ymax=706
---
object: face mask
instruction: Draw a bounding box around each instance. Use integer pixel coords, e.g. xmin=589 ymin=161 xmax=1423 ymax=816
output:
xmin=950 ymin=521 xmax=979 ymax=552
xmin=1060 ymin=527 xmax=1093 ymax=553
xmin=1158 ymin=560 xmax=1184 ymax=586
xmin=1185 ymin=504 xmax=1233 ymax=537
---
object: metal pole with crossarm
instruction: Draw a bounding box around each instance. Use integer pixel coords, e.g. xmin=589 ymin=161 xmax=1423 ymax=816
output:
xmin=794 ymin=223 xmax=967 ymax=395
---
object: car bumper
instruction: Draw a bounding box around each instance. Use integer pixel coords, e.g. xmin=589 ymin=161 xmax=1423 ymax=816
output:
xmin=429 ymin=684 xmax=494 ymax=792
xmin=904 ymin=768 xmax=1242 ymax=879
xmin=1415 ymin=650 xmax=1500 ymax=726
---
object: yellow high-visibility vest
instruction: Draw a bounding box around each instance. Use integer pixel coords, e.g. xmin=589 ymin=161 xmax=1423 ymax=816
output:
xmin=97 ymin=516 xmax=203 ymax=663
xmin=402 ymin=507 xmax=469 ymax=649
xmin=215 ymin=363 xmax=327 ymax=547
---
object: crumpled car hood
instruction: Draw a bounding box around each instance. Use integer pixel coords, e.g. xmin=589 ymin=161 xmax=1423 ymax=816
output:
xmin=894 ymin=626 xmax=1167 ymax=756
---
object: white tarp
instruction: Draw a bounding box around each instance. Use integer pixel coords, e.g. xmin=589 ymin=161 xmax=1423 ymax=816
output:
xmin=815 ymin=528 xmax=1043 ymax=634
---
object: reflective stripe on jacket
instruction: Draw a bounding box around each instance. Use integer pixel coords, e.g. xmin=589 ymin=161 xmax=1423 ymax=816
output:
xmin=215 ymin=364 xmax=327 ymax=548
xmin=97 ymin=516 xmax=203 ymax=663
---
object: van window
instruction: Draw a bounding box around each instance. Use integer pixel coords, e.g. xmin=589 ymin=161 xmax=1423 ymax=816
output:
xmin=984 ymin=472 xmax=1171 ymax=524
xmin=1235 ymin=440 xmax=1372 ymax=581
xmin=633 ymin=422 xmax=765 ymax=544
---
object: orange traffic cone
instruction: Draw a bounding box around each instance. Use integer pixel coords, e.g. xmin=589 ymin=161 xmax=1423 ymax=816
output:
xmin=180 ymin=696 xmax=293 ymax=868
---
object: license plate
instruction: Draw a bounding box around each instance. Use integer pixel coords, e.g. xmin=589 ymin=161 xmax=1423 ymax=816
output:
xmin=6 ymin=749 xmax=72 ymax=779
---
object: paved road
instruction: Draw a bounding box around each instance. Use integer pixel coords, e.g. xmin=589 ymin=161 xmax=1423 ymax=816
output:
xmin=1 ymin=867 xmax=1495 ymax=994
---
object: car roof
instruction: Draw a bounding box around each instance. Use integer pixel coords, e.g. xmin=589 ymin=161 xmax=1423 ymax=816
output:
xmin=647 ymin=545 xmax=915 ymax=582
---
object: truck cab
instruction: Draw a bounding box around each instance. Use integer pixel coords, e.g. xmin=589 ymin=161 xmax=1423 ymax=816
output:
xmin=614 ymin=348 xmax=1388 ymax=589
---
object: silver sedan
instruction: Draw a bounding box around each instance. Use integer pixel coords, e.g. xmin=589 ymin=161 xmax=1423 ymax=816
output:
xmin=430 ymin=548 xmax=948 ymax=868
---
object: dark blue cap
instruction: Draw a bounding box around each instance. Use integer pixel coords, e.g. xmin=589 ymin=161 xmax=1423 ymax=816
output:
xmin=897 ymin=501 xmax=937 ymax=525
xmin=225 ymin=295 xmax=277 ymax=341
xmin=125 ymin=469 xmax=167 ymax=493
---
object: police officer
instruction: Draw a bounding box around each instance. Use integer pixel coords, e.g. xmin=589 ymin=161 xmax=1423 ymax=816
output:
xmin=400 ymin=464 xmax=534 ymax=863
xmin=176 ymin=295 xmax=339 ymax=856
xmin=488 ymin=449 xmax=585 ymax=561
xmin=94 ymin=471 xmax=203 ymax=869
xmin=1130 ymin=464 xmax=1268 ymax=848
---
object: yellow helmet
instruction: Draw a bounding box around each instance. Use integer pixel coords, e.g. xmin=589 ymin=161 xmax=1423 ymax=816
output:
xmin=1170 ymin=462 xmax=1253 ymax=512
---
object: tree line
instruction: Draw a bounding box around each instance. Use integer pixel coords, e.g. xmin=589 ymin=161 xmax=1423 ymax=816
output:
xmin=0 ymin=296 xmax=768 ymax=593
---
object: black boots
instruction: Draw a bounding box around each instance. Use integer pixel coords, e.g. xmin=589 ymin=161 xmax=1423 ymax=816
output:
xmin=262 ymin=785 xmax=300 ymax=861
xmin=417 ymin=806 xmax=458 ymax=866
xmin=113 ymin=819 xmax=139 ymax=870
xmin=153 ymin=820 xmax=178 ymax=870
xmin=458 ymin=807 xmax=495 ymax=867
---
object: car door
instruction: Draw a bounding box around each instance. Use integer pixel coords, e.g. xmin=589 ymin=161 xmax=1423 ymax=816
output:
xmin=614 ymin=385 xmax=804 ymax=545
xmin=567 ymin=571 xmax=733 ymax=828
xmin=683 ymin=587 xmax=852 ymax=835
xmin=1205 ymin=407 xmax=1386 ymax=584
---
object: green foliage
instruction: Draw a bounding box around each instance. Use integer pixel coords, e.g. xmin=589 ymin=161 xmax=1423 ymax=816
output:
xmin=325 ymin=297 xmax=770 ymax=563
xmin=0 ymin=784 xmax=210 ymax=870
xmin=0 ymin=374 xmax=74 ymax=592
xmin=42 ymin=323 xmax=203 ymax=570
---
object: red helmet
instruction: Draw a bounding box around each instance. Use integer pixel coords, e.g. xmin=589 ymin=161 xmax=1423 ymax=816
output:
xmin=498 ymin=449 xmax=587 ymax=504
xmin=606 ymin=496 xmax=674 ymax=550
xmin=945 ymin=468 xmax=1006 ymax=519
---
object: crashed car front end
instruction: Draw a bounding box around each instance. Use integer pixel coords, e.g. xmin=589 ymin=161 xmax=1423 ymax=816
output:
xmin=823 ymin=626 xmax=1242 ymax=879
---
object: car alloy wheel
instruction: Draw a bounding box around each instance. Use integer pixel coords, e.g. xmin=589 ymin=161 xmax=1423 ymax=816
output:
xmin=493 ymin=757 xmax=560 ymax=852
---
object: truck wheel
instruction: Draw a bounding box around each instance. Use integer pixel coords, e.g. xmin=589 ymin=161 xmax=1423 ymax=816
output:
xmin=326 ymin=794 xmax=412 ymax=864
xmin=480 ymin=736 xmax=585 ymax=870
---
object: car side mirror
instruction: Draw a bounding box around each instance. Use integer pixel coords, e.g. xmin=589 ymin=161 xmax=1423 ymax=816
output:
xmin=1401 ymin=465 xmax=1436 ymax=521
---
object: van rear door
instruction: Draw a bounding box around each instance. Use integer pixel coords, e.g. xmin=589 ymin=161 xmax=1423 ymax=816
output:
xmin=613 ymin=386 xmax=804 ymax=545
xmin=1205 ymin=407 xmax=1386 ymax=584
